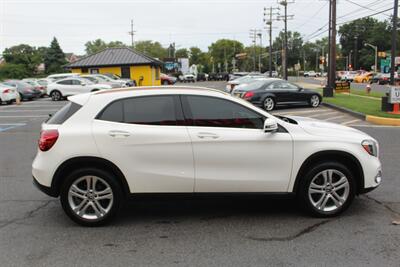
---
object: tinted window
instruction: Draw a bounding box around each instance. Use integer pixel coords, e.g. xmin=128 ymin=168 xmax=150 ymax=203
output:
xmin=124 ymin=96 xmax=177 ymax=125
xmin=98 ymin=100 xmax=123 ymax=123
xmin=98 ymin=96 xmax=180 ymax=126
xmin=185 ymin=96 xmax=264 ymax=129
xmin=58 ymin=79 xmax=73 ymax=85
xmin=47 ymin=102 xmax=82 ymax=124
xmin=71 ymin=79 xmax=81 ymax=85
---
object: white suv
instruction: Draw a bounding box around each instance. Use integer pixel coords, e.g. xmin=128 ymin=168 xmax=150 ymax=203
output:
xmin=32 ymin=87 xmax=382 ymax=226
xmin=47 ymin=77 xmax=112 ymax=101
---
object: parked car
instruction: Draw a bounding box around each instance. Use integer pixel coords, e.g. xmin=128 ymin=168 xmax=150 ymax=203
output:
xmin=102 ymin=73 xmax=136 ymax=87
xmin=2 ymin=80 xmax=41 ymax=100
xmin=80 ymin=75 xmax=123 ymax=89
xmin=354 ymin=72 xmax=374 ymax=83
xmin=180 ymin=73 xmax=196 ymax=83
xmin=47 ymin=73 xmax=79 ymax=81
xmin=265 ymin=71 xmax=279 ymax=77
xmin=225 ymin=75 xmax=266 ymax=93
xmin=160 ymin=73 xmax=177 ymax=85
xmin=196 ymin=73 xmax=208 ymax=82
xmin=47 ymin=77 xmax=112 ymax=101
xmin=232 ymin=78 xmax=322 ymax=111
xmin=371 ymin=72 xmax=400 ymax=85
xmin=303 ymin=71 xmax=318 ymax=77
xmin=32 ymin=87 xmax=381 ymax=226
xmin=341 ymin=71 xmax=358 ymax=82
xmin=22 ymin=79 xmax=47 ymax=97
xmin=229 ymin=72 xmax=249 ymax=80
xmin=0 ymin=83 xmax=18 ymax=104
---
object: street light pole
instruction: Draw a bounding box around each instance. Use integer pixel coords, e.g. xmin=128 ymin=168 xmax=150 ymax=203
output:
xmin=365 ymin=43 xmax=378 ymax=72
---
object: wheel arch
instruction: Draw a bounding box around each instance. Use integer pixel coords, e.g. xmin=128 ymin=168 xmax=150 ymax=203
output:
xmin=292 ymin=150 xmax=364 ymax=195
xmin=51 ymin=156 xmax=130 ymax=197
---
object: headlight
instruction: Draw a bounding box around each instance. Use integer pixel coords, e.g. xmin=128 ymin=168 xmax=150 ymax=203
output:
xmin=362 ymin=140 xmax=378 ymax=157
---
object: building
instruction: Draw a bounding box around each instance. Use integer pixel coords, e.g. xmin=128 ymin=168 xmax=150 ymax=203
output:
xmin=65 ymin=53 xmax=82 ymax=63
xmin=65 ymin=47 xmax=163 ymax=86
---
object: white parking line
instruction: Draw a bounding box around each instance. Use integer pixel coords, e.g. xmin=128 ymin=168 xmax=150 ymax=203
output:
xmin=307 ymin=111 xmax=338 ymax=118
xmin=0 ymin=115 xmax=48 ymax=118
xmin=324 ymin=115 xmax=346 ymax=121
xmin=341 ymin=119 xmax=361 ymax=125
xmin=277 ymin=109 xmax=331 ymax=115
xmin=0 ymin=110 xmax=59 ymax=113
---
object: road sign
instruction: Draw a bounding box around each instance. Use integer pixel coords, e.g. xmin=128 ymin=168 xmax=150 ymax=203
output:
xmin=389 ymin=87 xmax=400 ymax=104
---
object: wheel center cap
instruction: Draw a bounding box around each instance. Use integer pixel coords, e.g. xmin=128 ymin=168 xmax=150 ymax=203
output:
xmin=326 ymin=184 xmax=333 ymax=192
xmin=87 ymin=192 xmax=95 ymax=200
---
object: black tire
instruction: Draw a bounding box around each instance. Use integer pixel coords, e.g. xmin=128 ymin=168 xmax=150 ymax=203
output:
xmin=298 ymin=161 xmax=356 ymax=217
xmin=60 ymin=168 xmax=123 ymax=226
xmin=50 ymin=90 xmax=62 ymax=101
xmin=309 ymin=94 xmax=321 ymax=108
xmin=91 ymin=89 xmax=99 ymax=92
xmin=263 ymin=97 xmax=275 ymax=111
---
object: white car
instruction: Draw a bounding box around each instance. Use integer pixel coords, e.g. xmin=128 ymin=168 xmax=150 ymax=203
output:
xmin=304 ymin=71 xmax=318 ymax=77
xmin=32 ymin=87 xmax=382 ymax=226
xmin=47 ymin=73 xmax=79 ymax=81
xmin=47 ymin=77 xmax=112 ymax=101
xmin=0 ymin=83 xmax=18 ymax=104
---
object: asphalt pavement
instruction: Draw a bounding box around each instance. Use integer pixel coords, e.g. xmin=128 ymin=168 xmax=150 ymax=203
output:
xmin=0 ymin=82 xmax=399 ymax=266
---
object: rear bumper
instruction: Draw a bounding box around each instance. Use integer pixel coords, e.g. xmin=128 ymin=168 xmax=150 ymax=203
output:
xmin=33 ymin=176 xmax=57 ymax=197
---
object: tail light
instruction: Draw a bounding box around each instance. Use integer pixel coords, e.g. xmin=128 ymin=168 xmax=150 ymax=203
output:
xmin=39 ymin=130 xmax=59 ymax=151
xmin=243 ymin=91 xmax=254 ymax=100
xmin=3 ymin=89 xmax=10 ymax=93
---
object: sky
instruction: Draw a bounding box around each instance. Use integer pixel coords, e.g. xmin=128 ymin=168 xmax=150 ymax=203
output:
xmin=0 ymin=0 xmax=394 ymax=55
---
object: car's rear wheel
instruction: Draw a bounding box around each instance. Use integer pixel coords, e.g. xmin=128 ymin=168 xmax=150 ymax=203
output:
xmin=60 ymin=168 xmax=123 ymax=226
xmin=309 ymin=95 xmax=320 ymax=108
xmin=162 ymin=80 xmax=169 ymax=85
xmin=298 ymin=162 xmax=356 ymax=217
xmin=50 ymin=90 xmax=62 ymax=101
xmin=263 ymin=97 xmax=275 ymax=111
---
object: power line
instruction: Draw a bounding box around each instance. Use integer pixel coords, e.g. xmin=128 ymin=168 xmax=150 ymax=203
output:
xmin=343 ymin=0 xmax=391 ymax=17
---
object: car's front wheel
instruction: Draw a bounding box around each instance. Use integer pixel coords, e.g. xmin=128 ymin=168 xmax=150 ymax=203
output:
xmin=263 ymin=97 xmax=275 ymax=111
xmin=60 ymin=168 xmax=123 ymax=226
xmin=298 ymin=162 xmax=356 ymax=217
xmin=309 ymin=95 xmax=320 ymax=108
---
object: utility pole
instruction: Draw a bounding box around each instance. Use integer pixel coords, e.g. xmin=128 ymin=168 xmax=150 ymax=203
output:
xmin=249 ymin=29 xmax=260 ymax=72
xmin=324 ymin=0 xmax=336 ymax=97
xmin=277 ymin=1 xmax=294 ymax=80
xmin=354 ymin=36 xmax=358 ymax=70
xmin=390 ymin=0 xmax=398 ymax=85
xmin=257 ymin=33 xmax=262 ymax=72
xmin=128 ymin=19 xmax=136 ymax=47
xmin=264 ymin=6 xmax=280 ymax=77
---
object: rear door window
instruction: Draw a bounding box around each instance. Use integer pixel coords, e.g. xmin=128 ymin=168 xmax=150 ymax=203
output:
xmin=97 ymin=95 xmax=183 ymax=126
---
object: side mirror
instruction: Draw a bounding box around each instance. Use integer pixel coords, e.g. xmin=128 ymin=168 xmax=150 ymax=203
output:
xmin=298 ymin=87 xmax=303 ymax=91
xmin=264 ymin=118 xmax=278 ymax=133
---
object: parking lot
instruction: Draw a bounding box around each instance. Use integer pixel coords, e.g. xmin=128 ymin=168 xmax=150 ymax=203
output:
xmin=1 ymin=81 xmax=399 ymax=266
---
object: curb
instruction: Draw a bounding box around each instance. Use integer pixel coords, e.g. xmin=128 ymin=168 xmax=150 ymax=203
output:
xmin=366 ymin=115 xmax=400 ymax=126
xmin=321 ymin=102 xmax=366 ymax=120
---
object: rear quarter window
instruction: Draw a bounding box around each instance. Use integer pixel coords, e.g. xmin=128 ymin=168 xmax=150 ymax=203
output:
xmin=47 ymin=102 xmax=82 ymax=124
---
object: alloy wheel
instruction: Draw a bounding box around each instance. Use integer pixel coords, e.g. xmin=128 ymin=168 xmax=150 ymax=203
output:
xmin=67 ymin=175 xmax=114 ymax=220
xmin=51 ymin=91 xmax=61 ymax=101
xmin=310 ymin=95 xmax=320 ymax=107
xmin=263 ymin=98 xmax=275 ymax=111
xmin=308 ymin=169 xmax=350 ymax=212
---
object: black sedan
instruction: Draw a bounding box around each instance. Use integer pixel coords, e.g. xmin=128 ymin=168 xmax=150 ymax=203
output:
xmin=232 ymin=78 xmax=322 ymax=111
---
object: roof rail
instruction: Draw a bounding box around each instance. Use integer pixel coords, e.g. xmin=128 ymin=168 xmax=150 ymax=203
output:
xmin=94 ymin=86 xmax=229 ymax=95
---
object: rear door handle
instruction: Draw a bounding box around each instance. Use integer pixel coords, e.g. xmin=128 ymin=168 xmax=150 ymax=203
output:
xmin=108 ymin=130 xmax=131 ymax=138
xmin=197 ymin=132 xmax=219 ymax=139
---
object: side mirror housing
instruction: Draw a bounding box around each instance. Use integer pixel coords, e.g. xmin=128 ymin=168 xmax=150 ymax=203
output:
xmin=264 ymin=118 xmax=278 ymax=133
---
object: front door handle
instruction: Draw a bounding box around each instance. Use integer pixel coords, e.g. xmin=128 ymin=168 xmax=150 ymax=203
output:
xmin=197 ymin=132 xmax=219 ymax=139
xmin=108 ymin=130 xmax=131 ymax=138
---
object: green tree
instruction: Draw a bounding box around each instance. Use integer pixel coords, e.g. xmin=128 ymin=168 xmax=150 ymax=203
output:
xmin=0 ymin=63 xmax=30 ymax=79
xmin=272 ymin=31 xmax=304 ymax=72
xmin=44 ymin=37 xmax=67 ymax=74
xmin=2 ymin=44 xmax=42 ymax=76
xmin=339 ymin=18 xmax=391 ymax=70
xmin=133 ymin=40 xmax=167 ymax=59
xmin=208 ymin=39 xmax=244 ymax=72
xmin=175 ymin=48 xmax=189 ymax=58
xmin=84 ymin=39 xmax=126 ymax=55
